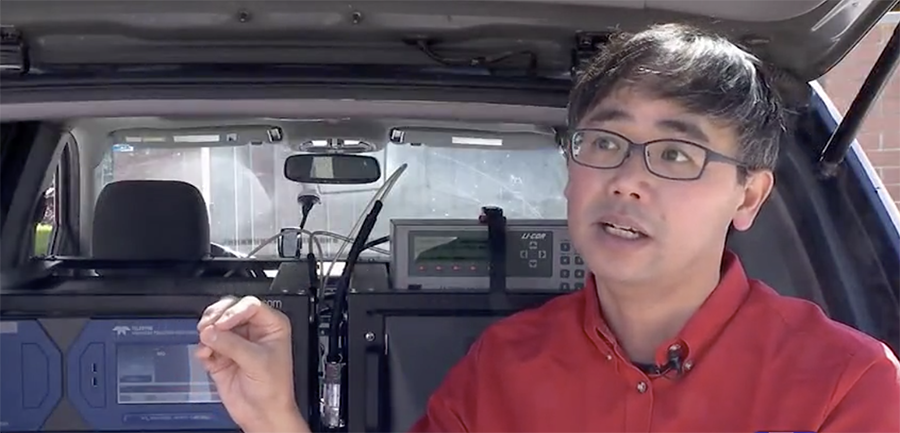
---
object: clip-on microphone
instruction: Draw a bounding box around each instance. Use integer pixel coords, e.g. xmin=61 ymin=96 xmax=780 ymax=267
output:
xmin=643 ymin=345 xmax=686 ymax=379
xmin=665 ymin=346 xmax=685 ymax=378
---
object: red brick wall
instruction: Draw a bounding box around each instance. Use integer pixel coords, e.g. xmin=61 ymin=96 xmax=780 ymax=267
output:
xmin=820 ymin=15 xmax=900 ymax=208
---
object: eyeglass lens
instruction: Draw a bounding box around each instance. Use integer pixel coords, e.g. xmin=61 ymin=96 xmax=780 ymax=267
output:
xmin=571 ymin=129 xmax=708 ymax=179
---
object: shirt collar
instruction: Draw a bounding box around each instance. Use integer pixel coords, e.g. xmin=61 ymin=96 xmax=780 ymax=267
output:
xmin=581 ymin=250 xmax=752 ymax=367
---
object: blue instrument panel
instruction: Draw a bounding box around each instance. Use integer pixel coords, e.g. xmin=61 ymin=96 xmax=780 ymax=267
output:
xmin=0 ymin=320 xmax=63 ymax=431
xmin=1 ymin=318 xmax=237 ymax=431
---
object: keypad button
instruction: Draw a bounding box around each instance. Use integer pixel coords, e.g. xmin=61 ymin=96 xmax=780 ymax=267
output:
xmin=560 ymin=283 xmax=571 ymax=290
xmin=561 ymin=242 xmax=571 ymax=252
xmin=574 ymin=256 xmax=584 ymax=265
xmin=560 ymin=269 xmax=570 ymax=278
xmin=575 ymin=282 xmax=584 ymax=290
xmin=560 ymin=256 xmax=570 ymax=265
xmin=575 ymin=269 xmax=585 ymax=279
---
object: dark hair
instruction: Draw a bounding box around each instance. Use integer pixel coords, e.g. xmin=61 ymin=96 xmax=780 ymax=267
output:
xmin=568 ymin=23 xmax=787 ymax=180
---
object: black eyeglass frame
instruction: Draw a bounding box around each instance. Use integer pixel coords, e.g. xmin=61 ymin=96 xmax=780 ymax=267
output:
xmin=565 ymin=128 xmax=748 ymax=181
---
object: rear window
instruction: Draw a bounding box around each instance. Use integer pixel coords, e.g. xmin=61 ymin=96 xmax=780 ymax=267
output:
xmin=93 ymin=138 xmax=568 ymax=257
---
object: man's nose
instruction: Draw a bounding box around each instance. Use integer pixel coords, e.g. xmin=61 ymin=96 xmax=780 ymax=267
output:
xmin=607 ymin=150 xmax=652 ymax=200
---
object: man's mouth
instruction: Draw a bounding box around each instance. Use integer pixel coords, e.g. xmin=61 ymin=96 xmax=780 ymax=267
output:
xmin=598 ymin=221 xmax=649 ymax=240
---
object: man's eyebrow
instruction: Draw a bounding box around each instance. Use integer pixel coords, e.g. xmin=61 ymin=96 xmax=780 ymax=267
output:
xmin=656 ymin=118 xmax=709 ymax=143
xmin=583 ymin=108 xmax=711 ymax=143
xmin=583 ymin=108 xmax=632 ymax=124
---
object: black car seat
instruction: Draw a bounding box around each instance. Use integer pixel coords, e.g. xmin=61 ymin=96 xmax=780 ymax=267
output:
xmin=92 ymin=180 xmax=211 ymax=275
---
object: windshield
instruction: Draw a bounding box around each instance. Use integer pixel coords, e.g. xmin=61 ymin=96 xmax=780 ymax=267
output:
xmin=94 ymin=140 xmax=568 ymax=258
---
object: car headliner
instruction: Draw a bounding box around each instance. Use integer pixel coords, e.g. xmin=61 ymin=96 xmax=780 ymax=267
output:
xmin=1 ymin=0 xmax=897 ymax=82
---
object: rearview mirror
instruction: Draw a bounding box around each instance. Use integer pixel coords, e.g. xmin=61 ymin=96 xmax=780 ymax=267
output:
xmin=284 ymin=154 xmax=381 ymax=184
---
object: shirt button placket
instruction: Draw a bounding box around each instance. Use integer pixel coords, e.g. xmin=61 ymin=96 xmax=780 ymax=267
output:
xmin=626 ymin=379 xmax=653 ymax=432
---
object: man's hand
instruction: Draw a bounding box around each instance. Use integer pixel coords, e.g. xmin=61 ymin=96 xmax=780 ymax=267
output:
xmin=195 ymin=296 xmax=310 ymax=433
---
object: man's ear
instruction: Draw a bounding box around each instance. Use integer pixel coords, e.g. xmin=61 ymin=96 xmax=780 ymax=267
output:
xmin=732 ymin=170 xmax=774 ymax=231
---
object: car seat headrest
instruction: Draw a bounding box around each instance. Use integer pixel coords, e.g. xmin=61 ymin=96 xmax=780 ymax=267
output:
xmin=92 ymin=180 xmax=211 ymax=261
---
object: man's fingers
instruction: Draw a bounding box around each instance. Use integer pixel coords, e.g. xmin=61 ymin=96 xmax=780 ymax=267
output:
xmin=198 ymin=325 xmax=261 ymax=370
xmin=212 ymin=296 xmax=287 ymax=334
xmin=198 ymin=296 xmax=239 ymax=331
xmin=194 ymin=343 xmax=213 ymax=360
xmin=199 ymin=351 xmax=235 ymax=376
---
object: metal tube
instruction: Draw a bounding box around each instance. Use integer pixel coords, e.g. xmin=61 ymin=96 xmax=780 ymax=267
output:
xmin=321 ymin=361 xmax=344 ymax=429
xmin=818 ymin=21 xmax=900 ymax=177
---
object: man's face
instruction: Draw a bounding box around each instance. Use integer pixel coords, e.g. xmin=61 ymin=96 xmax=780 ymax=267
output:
xmin=564 ymin=88 xmax=773 ymax=285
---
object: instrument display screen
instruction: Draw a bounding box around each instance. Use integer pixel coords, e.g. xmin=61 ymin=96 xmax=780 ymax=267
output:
xmin=116 ymin=344 xmax=219 ymax=405
xmin=412 ymin=233 xmax=489 ymax=263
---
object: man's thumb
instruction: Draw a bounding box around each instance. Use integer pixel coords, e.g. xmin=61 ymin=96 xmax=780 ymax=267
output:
xmin=199 ymin=326 xmax=261 ymax=369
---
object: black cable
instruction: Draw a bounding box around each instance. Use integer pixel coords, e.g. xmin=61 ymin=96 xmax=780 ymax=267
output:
xmin=408 ymin=39 xmax=538 ymax=75
xmin=363 ymin=235 xmax=389 ymax=252
xmin=300 ymin=212 xmax=311 ymax=231
xmin=327 ymin=200 xmax=384 ymax=362
xmin=297 ymin=194 xmax=319 ymax=289
xmin=306 ymin=251 xmax=318 ymax=292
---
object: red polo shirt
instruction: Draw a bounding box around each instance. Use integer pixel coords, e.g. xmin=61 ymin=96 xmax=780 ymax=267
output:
xmin=409 ymin=251 xmax=900 ymax=432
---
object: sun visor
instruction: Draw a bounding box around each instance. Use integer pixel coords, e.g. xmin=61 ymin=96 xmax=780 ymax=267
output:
xmin=108 ymin=125 xmax=285 ymax=149
xmin=388 ymin=124 xmax=558 ymax=150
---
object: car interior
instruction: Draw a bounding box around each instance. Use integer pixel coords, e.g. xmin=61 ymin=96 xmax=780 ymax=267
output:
xmin=70 ymin=116 xmax=832 ymax=293
xmin=1 ymin=1 xmax=899 ymax=432
xmin=2 ymin=106 xmax=898 ymax=432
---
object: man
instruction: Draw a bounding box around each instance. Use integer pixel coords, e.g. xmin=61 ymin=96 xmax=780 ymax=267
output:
xmin=195 ymin=23 xmax=900 ymax=432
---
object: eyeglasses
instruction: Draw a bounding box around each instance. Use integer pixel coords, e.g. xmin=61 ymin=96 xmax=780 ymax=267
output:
xmin=566 ymin=128 xmax=746 ymax=181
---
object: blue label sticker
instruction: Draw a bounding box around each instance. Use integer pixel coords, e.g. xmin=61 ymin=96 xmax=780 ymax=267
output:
xmin=112 ymin=144 xmax=134 ymax=153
